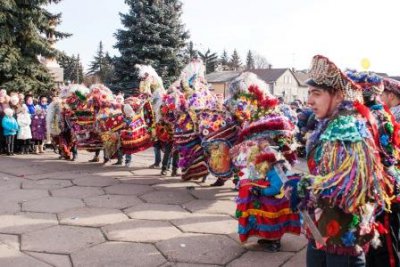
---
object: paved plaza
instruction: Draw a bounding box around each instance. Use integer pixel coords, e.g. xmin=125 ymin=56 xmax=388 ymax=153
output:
xmin=0 ymin=149 xmax=308 ymax=267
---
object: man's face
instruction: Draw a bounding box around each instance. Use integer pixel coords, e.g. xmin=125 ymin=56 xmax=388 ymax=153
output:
xmin=380 ymin=91 xmax=394 ymax=107
xmin=307 ymin=86 xmax=342 ymax=119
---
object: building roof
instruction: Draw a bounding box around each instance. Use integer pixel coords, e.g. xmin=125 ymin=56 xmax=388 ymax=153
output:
xmin=249 ymin=68 xmax=288 ymax=83
xmin=206 ymin=71 xmax=241 ymax=83
xmin=293 ymin=70 xmax=309 ymax=87
xmin=373 ymin=72 xmax=388 ymax=77
xmin=389 ymin=76 xmax=400 ymax=81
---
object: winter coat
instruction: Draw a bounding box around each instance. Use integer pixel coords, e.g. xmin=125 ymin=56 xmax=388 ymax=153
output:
xmin=17 ymin=113 xmax=32 ymax=140
xmin=26 ymin=104 xmax=35 ymax=116
xmin=31 ymin=114 xmax=47 ymax=140
xmin=2 ymin=116 xmax=19 ymax=136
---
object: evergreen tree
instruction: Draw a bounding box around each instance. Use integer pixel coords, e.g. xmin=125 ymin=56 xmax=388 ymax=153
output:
xmin=113 ymin=0 xmax=189 ymax=92
xmin=87 ymin=41 xmax=114 ymax=84
xmin=58 ymin=52 xmax=83 ymax=84
xmin=245 ymin=50 xmax=255 ymax=70
xmin=230 ymin=49 xmax=242 ymax=71
xmin=220 ymin=50 xmax=229 ymax=66
xmin=0 ymin=0 xmax=70 ymax=95
xmin=184 ymin=41 xmax=197 ymax=63
xmin=198 ymin=49 xmax=218 ymax=74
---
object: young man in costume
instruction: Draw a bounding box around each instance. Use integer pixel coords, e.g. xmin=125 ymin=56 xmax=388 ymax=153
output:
xmin=382 ymin=78 xmax=400 ymax=122
xmin=290 ymin=55 xmax=394 ymax=267
xmin=346 ymin=71 xmax=400 ymax=267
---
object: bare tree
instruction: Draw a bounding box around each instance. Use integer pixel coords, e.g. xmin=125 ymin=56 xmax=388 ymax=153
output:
xmin=253 ymin=53 xmax=271 ymax=69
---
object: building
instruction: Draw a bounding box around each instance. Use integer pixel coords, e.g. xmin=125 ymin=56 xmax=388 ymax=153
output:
xmin=250 ymin=68 xmax=306 ymax=103
xmin=206 ymin=68 xmax=308 ymax=103
xmin=293 ymin=70 xmax=309 ymax=103
xmin=205 ymin=71 xmax=241 ymax=98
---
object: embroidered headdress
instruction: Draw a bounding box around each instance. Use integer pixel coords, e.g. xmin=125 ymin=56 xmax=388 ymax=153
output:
xmin=306 ymin=55 xmax=363 ymax=102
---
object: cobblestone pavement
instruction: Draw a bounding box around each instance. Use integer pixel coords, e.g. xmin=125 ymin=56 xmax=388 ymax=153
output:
xmin=0 ymin=149 xmax=309 ymax=267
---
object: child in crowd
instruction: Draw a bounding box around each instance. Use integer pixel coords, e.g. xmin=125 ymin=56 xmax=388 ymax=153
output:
xmin=17 ymin=105 xmax=32 ymax=154
xmin=31 ymin=106 xmax=47 ymax=153
xmin=2 ymin=108 xmax=18 ymax=155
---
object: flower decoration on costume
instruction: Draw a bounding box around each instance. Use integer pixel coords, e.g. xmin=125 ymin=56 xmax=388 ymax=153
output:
xmin=326 ymin=220 xmax=341 ymax=237
xmin=341 ymin=231 xmax=356 ymax=247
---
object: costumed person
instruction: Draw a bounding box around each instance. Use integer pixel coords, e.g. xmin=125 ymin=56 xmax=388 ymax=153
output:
xmin=346 ymin=71 xmax=400 ymax=267
xmin=198 ymin=108 xmax=239 ymax=186
xmin=2 ymin=108 xmax=18 ymax=155
xmin=17 ymin=105 xmax=32 ymax=154
xmin=135 ymin=64 xmax=165 ymax=169
xmin=70 ymin=84 xmax=106 ymax=163
xmin=46 ymin=95 xmax=62 ymax=154
xmin=382 ymin=78 xmax=400 ymax=122
xmin=116 ymin=103 xmax=136 ymax=167
xmin=31 ymin=106 xmax=47 ymax=154
xmin=289 ymin=55 xmax=394 ymax=266
xmin=173 ymin=57 xmax=217 ymax=181
xmin=227 ymin=72 xmax=300 ymax=252
xmin=157 ymin=87 xmax=183 ymax=176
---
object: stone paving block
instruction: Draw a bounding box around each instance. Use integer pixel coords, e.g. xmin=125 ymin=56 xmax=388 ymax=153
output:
xmin=0 ymin=243 xmax=51 ymax=267
xmin=171 ymin=214 xmax=237 ymax=235
xmin=0 ymin=177 xmax=23 ymax=192
xmin=0 ymin=189 xmax=49 ymax=203
xmin=0 ymin=234 xmax=19 ymax=250
xmin=59 ymin=207 xmax=129 ymax=227
xmin=25 ymin=252 xmax=72 ymax=267
xmin=152 ymin=181 xmax=201 ymax=190
xmin=71 ymin=241 xmax=167 ymax=267
xmin=84 ymin=194 xmax=143 ymax=209
xmin=0 ymin=201 xmax=20 ymax=214
xmin=188 ymin=187 xmax=237 ymax=201
xmin=51 ymin=186 xmax=104 ymax=199
xmin=280 ymin=234 xmax=308 ymax=252
xmin=156 ymin=233 xmax=245 ymax=265
xmin=243 ymin=234 xmax=307 ymax=253
xmin=125 ymin=203 xmax=191 ymax=220
xmin=104 ymin=184 xmax=153 ymax=196
xmin=117 ymin=176 xmax=165 ymax=185
xmin=0 ymin=212 xmax=58 ymax=234
xmin=22 ymin=179 xmax=73 ymax=190
xmin=94 ymin=170 xmax=134 ymax=177
xmin=103 ymin=220 xmax=182 ymax=243
xmin=22 ymin=197 xmax=85 ymax=213
xmin=21 ymin=225 xmax=105 ymax=254
xmin=161 ymin=263 xmax=221 ymax=267
xmin=27 ymin=170 xmax=89 ymax=181
xmin=282 ymin=247 xmax=306 ymax=267
xmin=227 ymin=251 xmax=295 ymax=267
xmin=73 ymin=176 xmax=118 ymax=187
xmin=140 ymin=189 xmax=195 ymax=205
xmin=182 ymin=200 xmax=236 ymax=216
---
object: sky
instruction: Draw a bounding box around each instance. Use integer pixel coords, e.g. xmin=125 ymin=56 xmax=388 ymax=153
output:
xmin=49 ymin=0 xmax=400 ymax=75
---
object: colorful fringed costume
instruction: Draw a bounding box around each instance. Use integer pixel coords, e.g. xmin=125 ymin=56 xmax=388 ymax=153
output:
xmin=294 ymin=55 xmax=396 ymax=257
xmin=226 ymin=72 xmax=300 ymax=243
xmin=347 ymin=71 xmax=400 ymax=267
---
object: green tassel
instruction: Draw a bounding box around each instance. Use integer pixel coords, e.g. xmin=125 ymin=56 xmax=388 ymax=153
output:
xmin=253 ymin=200 xmax=261 ymax=209
xmin=235 ymin=210 xmax=242 ymax=218
xmin=75 ymin=90 xmax=86 ymax=101
xmin=348 ymin=215 xmax=360 ymax=229
xmin=385 ymin=123 xmax=394 ymax=134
